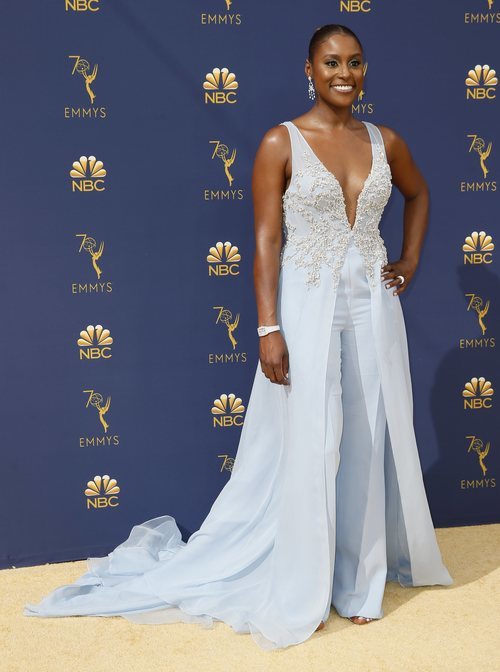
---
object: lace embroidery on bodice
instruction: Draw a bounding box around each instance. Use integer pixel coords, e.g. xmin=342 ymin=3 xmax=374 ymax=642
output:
xmin=279 ymin=120 xmax=393 ymax=289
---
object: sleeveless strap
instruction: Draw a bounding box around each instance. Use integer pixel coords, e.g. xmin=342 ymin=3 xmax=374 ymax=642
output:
xmin=364 ymin=121 xmax=388 ymax=163
xmin=279 ymin=120 xmax=299 ymax=152
xmin=280 ymin=120 xmax=311 ymax=158
xmin=279 ymin=121 xmax=305 ymax=185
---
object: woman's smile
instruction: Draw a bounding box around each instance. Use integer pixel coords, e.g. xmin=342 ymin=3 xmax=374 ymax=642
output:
xmin=331 ymin=84 xmax=355 ymax=93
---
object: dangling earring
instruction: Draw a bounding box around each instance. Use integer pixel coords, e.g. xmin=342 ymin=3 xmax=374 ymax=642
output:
xmin=308 ymin=75 xmax=315 ymax=100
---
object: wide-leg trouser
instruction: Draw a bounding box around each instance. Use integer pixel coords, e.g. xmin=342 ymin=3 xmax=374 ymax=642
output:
xmin=326 ymin=239 xmax=388 ymax=620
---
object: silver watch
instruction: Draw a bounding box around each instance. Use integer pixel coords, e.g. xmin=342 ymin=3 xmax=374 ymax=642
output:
xmin=257 ymin=325 xmax=280 ymax=337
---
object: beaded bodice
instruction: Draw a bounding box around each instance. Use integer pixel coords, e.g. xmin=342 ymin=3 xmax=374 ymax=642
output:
xmin=279 ymin=120 xmax=393 ymax=289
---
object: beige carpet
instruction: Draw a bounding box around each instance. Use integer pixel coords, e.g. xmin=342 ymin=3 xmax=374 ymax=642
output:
xmin=2 ymin=524 xmax=499 ymax=672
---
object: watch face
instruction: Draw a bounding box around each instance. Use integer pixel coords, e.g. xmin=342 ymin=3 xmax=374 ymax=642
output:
xmin=258 ymin=326 xmax=278 ymax=336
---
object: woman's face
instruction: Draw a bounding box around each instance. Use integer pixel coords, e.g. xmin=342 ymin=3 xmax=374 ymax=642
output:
xmin=306 ymin=33 xmax=364 ymax=107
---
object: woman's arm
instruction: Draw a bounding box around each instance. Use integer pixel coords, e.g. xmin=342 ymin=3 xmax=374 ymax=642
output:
xmin=251 ymin=125 xmax=290 ymax=385
xmin=378 ymin=125 xmax=430 ymax=295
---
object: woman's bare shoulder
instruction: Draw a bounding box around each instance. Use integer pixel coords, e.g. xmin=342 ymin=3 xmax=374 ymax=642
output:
xmin=254 ymin=123 xmax=291 ymax=162
xmin=371 ymin=123 xmax=411 ymax=165
xmin=258 ymin=123 xmax=290 ymax=147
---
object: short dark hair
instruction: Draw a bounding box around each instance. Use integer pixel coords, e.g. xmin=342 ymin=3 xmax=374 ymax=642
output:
xmin=308 ymin=24 xmax=364 ymax=63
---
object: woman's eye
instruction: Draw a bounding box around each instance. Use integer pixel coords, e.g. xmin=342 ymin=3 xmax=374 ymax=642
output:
xmin=326 ymin=60 xmax=361 ymax=67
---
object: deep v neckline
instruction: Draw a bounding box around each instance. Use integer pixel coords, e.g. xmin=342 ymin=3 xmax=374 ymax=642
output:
xmin=289 ymin=120 xmax=375 ymax=231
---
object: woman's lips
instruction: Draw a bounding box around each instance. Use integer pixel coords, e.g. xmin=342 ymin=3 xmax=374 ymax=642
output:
xmin=331 ymin=84 xmax=355 ymax=93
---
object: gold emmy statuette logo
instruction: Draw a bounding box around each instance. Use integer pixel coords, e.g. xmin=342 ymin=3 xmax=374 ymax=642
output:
xmin=463 ymin=231 xmax=494 ymax=264
xmin=350 ymin=62 xmax=373 ymax=115
xmin=213 ymin=305 xmax=240 ymax=349
xmin=85 ymin=474 xmax=120 ymax=509
xmin=69 ymin=56 xmax=98 ymax=104
xmin=70 ymin=156 xmax=106 ymax=192
xmin=465 ymin=64 xmax=498 ymax=99
xmin=65 ymin=56 xmax=106 ymax=118
xmin=461 ymin=135 xmax=496 ymax=192
xmin=357 ymin=62 xmax=368 ymax=101
xmin=467 ymin=135 xmax=493 ymax=179
xmin=80 ymin=388 xmax=119 ymax=448
xmin=78 ymin=324 xmax=113 ymax=360
xmin=203 ymin=136 xmax=243 ymax=200
xmin=211 ymin=393 xmax=245 ymax=427
xmin=210 ymin=140 xmax=237 ymax=185
xmin=459 ymin=288 xmax=496 ymax=346
xmin=462 ymin=376 xmax=494 ymax=409
xmin=208 ymin=304 xmax=248 ymax=363
xmin=73 ymin=234 xmax=112 ymax=294
xmin=464 ymin=0 xmax=499 ymax=23
xmin=200 ymin=0 xmax=242 ymax=25
xmin=65 ymin=0 xmax=100 ymax=10
xmin=461 ymin=435 xmax=496 ymax=489
xmin=218 ymin=454 xmax=235 ymax=471
xmin=465 ymin=293 xmax=490 ymax=334
xmin=77 ymin=234 xmax=104 ymax=278
xmin=207 ymin=241 xmax=240 ymax=276
xmin=339 ymin=0 xmax=372 ymax=13
xmin=467 ymin=436 xmax=491 ymax=477
xmin=203 ymin=67 xmax=238 ymax=104
xmin=83 ymin=389 xmax=111 ymax=432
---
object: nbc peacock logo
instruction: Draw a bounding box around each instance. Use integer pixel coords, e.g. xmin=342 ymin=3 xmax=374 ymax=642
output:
xmin=203 ymin=67 xmax=238 ymax=104
xmin=463 ymin=231 xmax=494 ymax=264
xmin=85 ymin=474 xmax=120 ymax=509
xmin=211 ymin=393 xmax=245 ymax=428
xmin=78 ymin=324 xmax=113 ymax=360
xmin=207 ymin=241 xmax=241 ymax=276
xmin=70 ymin=156 xmax=106 ymax=192
xmin=462 ymin=376 xmax=494 ymax=409
xmin=465 ymin=64 xmax=497 ymax=100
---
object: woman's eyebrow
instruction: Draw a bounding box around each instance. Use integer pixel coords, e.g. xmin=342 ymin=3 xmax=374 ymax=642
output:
xmin=322 ymin=53 xmax=362 ymax=59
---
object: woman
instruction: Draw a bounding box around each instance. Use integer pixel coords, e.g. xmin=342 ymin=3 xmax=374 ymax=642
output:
xmin=24 ymin=24 xmax=452 ymax=651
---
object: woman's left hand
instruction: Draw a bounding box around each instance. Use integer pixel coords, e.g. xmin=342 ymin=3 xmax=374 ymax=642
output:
xmin=381 ymin=258 xmax=417 ymax=296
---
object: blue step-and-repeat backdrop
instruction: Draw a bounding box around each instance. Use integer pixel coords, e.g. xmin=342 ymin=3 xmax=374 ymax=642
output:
xmin=1 ymin=0 xmax=498 ymax=568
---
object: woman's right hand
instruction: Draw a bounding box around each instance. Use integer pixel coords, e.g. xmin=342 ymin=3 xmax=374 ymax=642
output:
xmin=259 ymin=331 xmax=290 ymax=385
